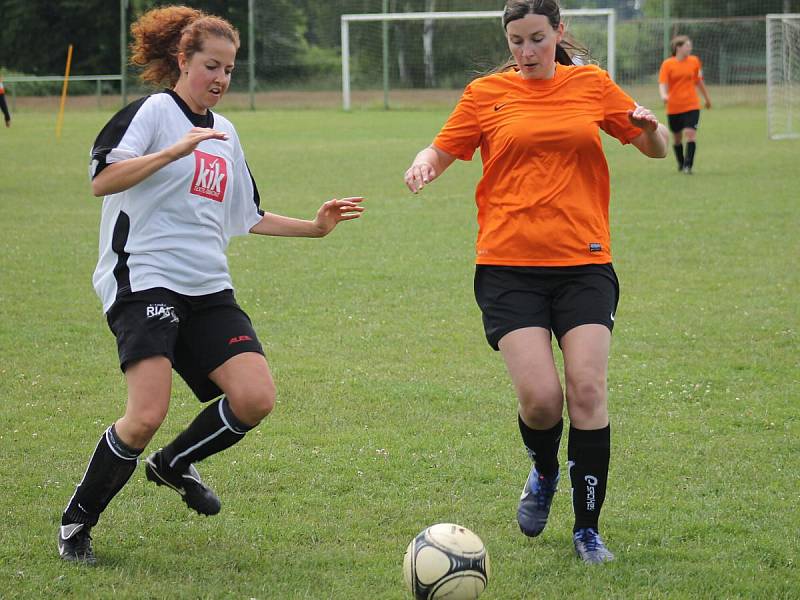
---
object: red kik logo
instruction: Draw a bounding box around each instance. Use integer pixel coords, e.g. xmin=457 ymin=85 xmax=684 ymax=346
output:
xmin=228 ymin=335 xmax=253 ymax=345
xmin=191 ymin=150 xmax=228 ymax=202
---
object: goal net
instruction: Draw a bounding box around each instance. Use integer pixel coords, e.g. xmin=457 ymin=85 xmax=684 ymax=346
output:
xmin=767 ymin=13 xmax=800 ymax=140
xmin=341 ymin=9 xmax=615 ymax=110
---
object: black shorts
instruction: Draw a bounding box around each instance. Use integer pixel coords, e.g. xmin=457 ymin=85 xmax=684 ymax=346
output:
xmin=106 ymin=288 xmax=264 ymax=402
xmin=474 ymin=264 xmax=620 ymax=351
xmin=667 ymin=110 xmax=700 ymax=133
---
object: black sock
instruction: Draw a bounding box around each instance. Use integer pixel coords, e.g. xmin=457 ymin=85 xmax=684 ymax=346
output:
xmin=160 ymin=397 xmax=253 ymax=472
xmin=568 ymin=424 xmax=610 ymax=532
xmin=673 ymin=144 xmax=684 ymax=169
xmin=686 ymin=142 xmax=696 ymax=168
xmin=62 ymin=424 xmax=142 ymax=526
xmin=518 ymin=416 xmax=562 ymax=478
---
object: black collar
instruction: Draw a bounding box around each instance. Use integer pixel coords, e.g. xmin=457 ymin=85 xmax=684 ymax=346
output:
xmin=165 ymin=89 xmax=214 ymax=128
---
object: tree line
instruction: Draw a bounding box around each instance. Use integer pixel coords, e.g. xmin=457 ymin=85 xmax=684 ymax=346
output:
xmin=1 ymin=0 xmax=796 ymax=83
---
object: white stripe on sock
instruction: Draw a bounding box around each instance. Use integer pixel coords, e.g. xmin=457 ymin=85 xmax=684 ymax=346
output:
xmin=104 ymin=426 xmax=138 ymax=461
xmin=218 ymin=399 xmax=248 ymax=435
xmin=168 ymin=426 xmax=228 ymax=469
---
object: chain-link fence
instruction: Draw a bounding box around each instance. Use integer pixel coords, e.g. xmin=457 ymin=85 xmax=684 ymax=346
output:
xmin=1 ymin=0 xmax=798 ymax=110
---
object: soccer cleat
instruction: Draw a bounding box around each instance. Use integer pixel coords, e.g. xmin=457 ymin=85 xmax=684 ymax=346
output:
xmin=517 ymin=467 xmax=559 ymax=537
xmin=573 ymin=527 xmax=615 ymax=564
xmin=144 ymin=451 xmax=221 ymax=516
xmin=682 ymin=165 xmax=693 ymax=174
xmin=58 ymin=523 xmax=96 ymax=565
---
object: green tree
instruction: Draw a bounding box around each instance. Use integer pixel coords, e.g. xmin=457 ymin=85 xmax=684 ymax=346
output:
xmin=0 ymin=0 xmax=118 ymax=75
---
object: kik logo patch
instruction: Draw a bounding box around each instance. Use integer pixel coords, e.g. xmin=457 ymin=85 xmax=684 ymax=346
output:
xmin=191 ymin=150 xmax=228 ymax=202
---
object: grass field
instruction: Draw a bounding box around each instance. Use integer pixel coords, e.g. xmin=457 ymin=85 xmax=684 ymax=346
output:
xmin=0 ymin=104 xmax=798 ymax=599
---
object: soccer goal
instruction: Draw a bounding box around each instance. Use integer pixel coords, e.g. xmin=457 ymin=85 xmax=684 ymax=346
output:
xmin=767 ymin=13 xmax=800 ymax=140
xmin=341 ymin=9 xmax=616 ymax=111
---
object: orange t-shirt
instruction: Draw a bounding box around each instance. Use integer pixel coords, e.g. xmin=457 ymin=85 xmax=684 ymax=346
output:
xmin=658 ymin=55 xmax=703 ymax=115
xmin=433 ymin=64 xmax=642 ymax=267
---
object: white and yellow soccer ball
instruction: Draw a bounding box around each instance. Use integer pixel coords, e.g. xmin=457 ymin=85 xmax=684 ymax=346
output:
xmin=403 ymin=523 xmax=490 ymax=600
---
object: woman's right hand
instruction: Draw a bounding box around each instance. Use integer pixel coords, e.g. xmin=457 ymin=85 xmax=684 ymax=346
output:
xmin=404 ymin=162 xmax=437 ymax=193
xmin=166 ymin=127 xmax=229 ymax=160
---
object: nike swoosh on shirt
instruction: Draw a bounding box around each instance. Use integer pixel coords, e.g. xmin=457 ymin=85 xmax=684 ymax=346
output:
xmin=494 ymin=103 xmax=507 ymax=111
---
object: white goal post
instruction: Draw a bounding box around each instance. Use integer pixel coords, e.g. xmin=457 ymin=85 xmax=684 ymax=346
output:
xmin=341 ymin=9 xmax=616 ymax=111
xmin=766 ymin=13 xmax=800 ymax=140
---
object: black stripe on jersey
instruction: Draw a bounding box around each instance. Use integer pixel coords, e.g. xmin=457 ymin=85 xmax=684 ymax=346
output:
xmin=111 ymin=211 xmax=131 ymax=298
xmin=165 ymin=89 xmax=214 ymax=128
xmin=245 ymin=162 xmax=264 ymax=216
xmin=90 ymin=96 xmax=152 ymax=179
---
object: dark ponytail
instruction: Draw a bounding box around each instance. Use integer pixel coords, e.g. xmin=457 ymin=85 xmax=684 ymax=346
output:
xmin=555 ymin=43 xmax=573 ymax=66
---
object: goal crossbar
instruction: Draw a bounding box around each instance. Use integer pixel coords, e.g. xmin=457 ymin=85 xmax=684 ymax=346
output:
xmin=341 ymin=9 xmax=616 ymax=110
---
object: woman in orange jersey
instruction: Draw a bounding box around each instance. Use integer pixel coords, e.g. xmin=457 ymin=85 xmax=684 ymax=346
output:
xmin=659 ymin=35 xmax=712 ymax=173
xmin=404 ymin=0 xmax=668 ymax=564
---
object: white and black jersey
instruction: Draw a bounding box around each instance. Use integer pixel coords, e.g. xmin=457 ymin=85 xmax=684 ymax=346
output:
xmin=89 ymin=90 xmax=264 ymax=313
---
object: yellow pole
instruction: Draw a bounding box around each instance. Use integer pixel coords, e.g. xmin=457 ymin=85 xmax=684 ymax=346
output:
xmin=56 ymin=44 xmax=74 ymax=140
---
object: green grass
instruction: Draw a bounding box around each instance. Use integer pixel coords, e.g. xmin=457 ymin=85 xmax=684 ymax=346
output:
xmin=0 ymin=104 xmax=798 ymax=599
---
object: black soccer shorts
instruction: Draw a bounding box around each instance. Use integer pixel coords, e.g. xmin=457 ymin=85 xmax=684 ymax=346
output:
xmin=473 ymin=264 xmax=620 ymax=350
xmin=667 ymin=109 xmax=701 ymax=133
xmin=106 ymin=287 xmax=264 ymax=401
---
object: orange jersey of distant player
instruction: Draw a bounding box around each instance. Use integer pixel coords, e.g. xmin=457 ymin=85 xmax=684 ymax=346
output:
xmin=432 ymin=63 xmax=642 ymax=267
xmin=659 ymin=55 xmax=704 ymax=114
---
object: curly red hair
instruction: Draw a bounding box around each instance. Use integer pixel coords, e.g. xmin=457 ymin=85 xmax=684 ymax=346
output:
xmin=130 ymin=5 xmax=240 ymax=88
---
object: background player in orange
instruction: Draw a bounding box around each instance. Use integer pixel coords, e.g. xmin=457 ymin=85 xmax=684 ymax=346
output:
xmin=658 ymin=35 xmax=712 ymax=174
xmin=0 ymin=73 xmax=11 ymax=127
xmin=404 ymin=0 xmax=668 ymax=564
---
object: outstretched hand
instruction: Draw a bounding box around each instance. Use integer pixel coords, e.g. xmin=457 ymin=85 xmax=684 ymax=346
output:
xmin=404 ymin=162 xmax=437 ymax=193
xmin=312 ymin=197 xmax=365 ymax=236
xmin=628 ymin=104 xmax=659 ymax=132
xmin=167 ymin=127 xmax=229 ymax=160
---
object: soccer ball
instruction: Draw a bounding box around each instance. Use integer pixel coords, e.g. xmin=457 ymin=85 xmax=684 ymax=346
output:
xmin=403 ymin=523 xmax=490 ymax=600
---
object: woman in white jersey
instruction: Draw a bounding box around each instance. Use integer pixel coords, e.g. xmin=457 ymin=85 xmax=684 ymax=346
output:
xmin=58 ymin=6 xmax=364 ymax=564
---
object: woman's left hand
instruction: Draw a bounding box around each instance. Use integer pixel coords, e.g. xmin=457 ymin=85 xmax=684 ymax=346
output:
xmin=312 ymin=197 xmax=365 ymax=236
xmin=628 ymin=104 xmax=659 ymax=132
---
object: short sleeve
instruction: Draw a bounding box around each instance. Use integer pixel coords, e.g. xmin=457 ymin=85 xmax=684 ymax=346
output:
xmin=695 ymin=57 xmax=704 ymax=81
xmin=226 ymin=136 xmax=263 ymax=238
xmin=432 ymin=85 xmax=482 ymax=161
xmin=89 ymin=95 xmax=157 ymax=179
xmin=599 ymin=71 xmax=642 ymax=145
xmin=658 ymin=60 xmax=669 ymax=85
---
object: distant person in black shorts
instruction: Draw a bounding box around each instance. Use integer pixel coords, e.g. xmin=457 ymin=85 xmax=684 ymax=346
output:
xmin=0 ymin=74 xmax=11 ymax=127
xmin=58 ymin=5 xmax=364 ymax=565
xmin=658 ymin=35 xmax=712 ymax=174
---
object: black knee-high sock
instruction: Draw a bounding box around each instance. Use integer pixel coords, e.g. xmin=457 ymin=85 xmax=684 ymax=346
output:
xmin=686 ymin=142 xmax=696 ymax=168
xmin=62 ymin=424 xmax=143 ymax=526
xmin=160 ymin=397 xmax=253 ymax=472
xmin=568 ymin=424 xmax=610 ymax=532
xmin=518 ymin=416 xmax=563 ymax=478
xmin=673 ymin=144 xmax=684 ymax=169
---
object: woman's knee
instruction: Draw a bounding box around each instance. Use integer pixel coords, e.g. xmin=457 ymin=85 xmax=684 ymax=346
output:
xmin=227 ymin=379 xmax=276 ymax=425
xmin=117 ymin=407 xmax=168 ymax=447
xmin=566 ymin=375 xmax=607 ymax=418
xmin=517 ymin=381 xmax=563 ymax=426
